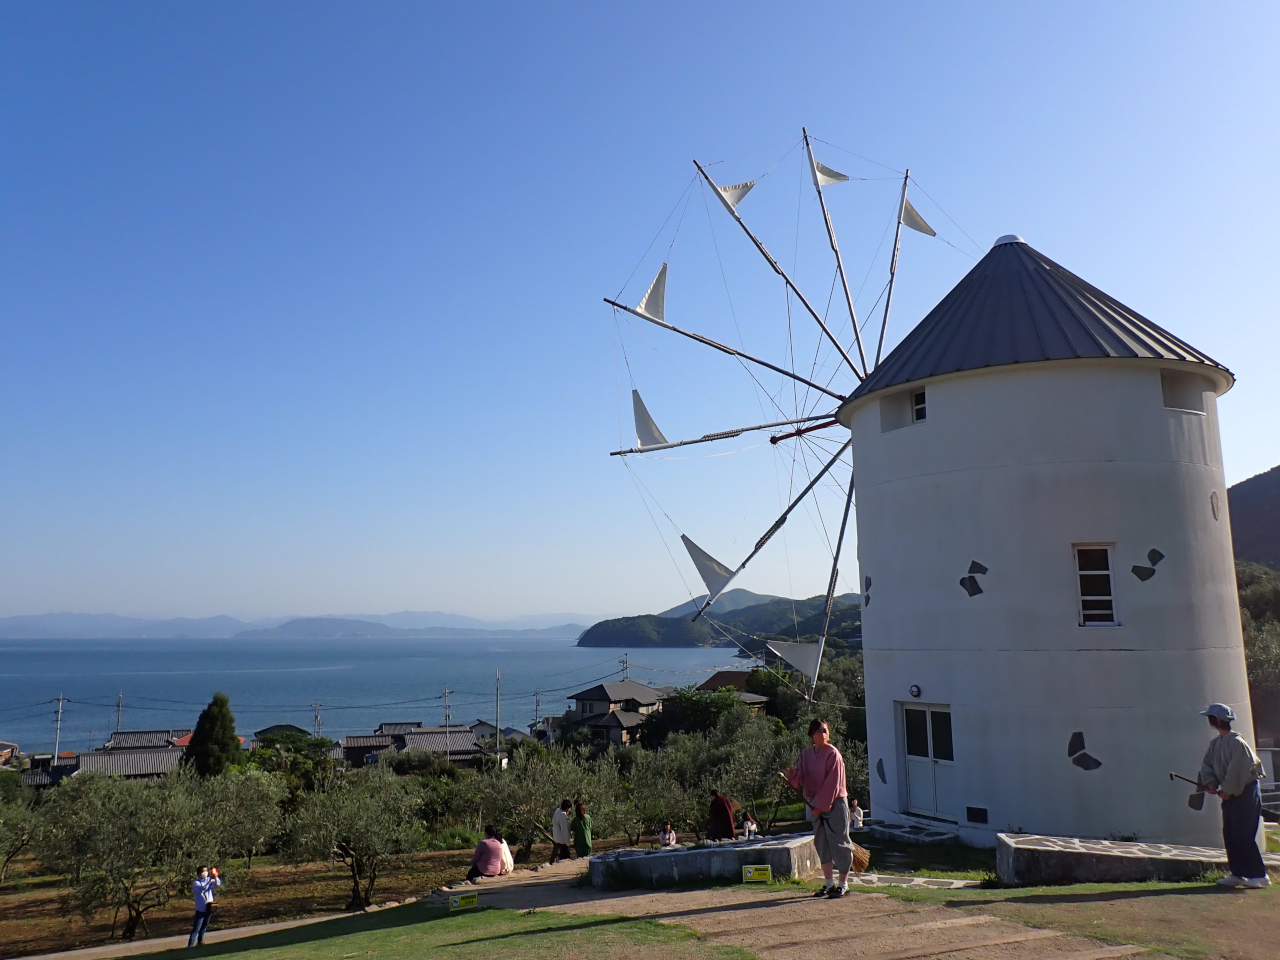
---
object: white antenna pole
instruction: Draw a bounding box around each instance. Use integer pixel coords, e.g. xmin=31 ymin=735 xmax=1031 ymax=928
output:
xmin=693 ymin=160 xmax=864 ymax=381
xmin=875 ymin=169 xmax=911 ymax=368
xmin=495 ymin=670 xmax=501 ymax=756
xmin=54 ymin=693 xmax=65 ymax=756
xmin=443 ymin=685 xmax=452 ymax=760
xmin=313 ymin=702 xmax=322 ymax=738
xmin=803 ymin=128 xmax=868 ymax=376
xmin=808 ymin=462 xmax=857 ymax=704
xmin=116 ymin=691 xmax=123 ymax=733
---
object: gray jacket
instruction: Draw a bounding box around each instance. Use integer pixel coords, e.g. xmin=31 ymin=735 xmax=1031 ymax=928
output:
xmin=1199 ymin=731 xmax=1265 ymax=797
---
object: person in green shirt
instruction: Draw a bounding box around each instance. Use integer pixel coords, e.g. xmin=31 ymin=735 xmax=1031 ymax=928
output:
xmin=570 ymin=800 xmax=593 ymax=858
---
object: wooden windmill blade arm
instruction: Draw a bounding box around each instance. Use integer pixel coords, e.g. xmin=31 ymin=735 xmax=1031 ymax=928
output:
xmin=609 ymin=413 xmax=839 ymax=456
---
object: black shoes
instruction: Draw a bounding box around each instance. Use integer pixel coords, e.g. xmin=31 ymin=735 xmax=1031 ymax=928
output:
xmin=826 ymin=885 xmax=847 ymax=899
xmin=813 ymin=885 xmax=831 ymax=897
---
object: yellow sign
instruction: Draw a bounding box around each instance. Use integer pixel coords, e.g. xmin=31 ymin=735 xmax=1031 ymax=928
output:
xmin=742 ymin=865 xmax=772 ymax=883
xmin=449 ymin=892 xmax=479 ymax=911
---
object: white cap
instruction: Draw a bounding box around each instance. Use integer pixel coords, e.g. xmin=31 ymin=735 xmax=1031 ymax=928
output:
xmin=1200 ymin=703 xmax=1235 ymax=721
xmin=994 ymin=234 xmax=1025 ymax=246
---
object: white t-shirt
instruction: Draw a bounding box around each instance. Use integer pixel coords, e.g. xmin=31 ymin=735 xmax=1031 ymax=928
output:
xmin=851 ymin=804 xmax=864 ymax=829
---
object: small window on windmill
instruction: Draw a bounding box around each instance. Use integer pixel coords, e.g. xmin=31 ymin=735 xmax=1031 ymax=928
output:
xmin=1075 ymin=545 xmax=1116 ymax=626
xmin=1160 ymin=370 xmax=1209 ymax=414
xmin=880 ymin=388 xmax=926 ymax=432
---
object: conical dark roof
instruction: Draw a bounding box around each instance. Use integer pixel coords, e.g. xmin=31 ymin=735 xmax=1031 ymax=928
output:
xmin=851 ymin=237 xmax=1230 ymax=399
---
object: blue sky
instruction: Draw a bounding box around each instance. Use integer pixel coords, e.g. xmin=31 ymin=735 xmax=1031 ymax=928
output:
xmin=2 ymin=3 xmax=1277 ymax=621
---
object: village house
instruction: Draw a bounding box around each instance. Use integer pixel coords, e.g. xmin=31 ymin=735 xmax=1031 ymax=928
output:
xmin=101 ymin=728 xmax=191 ymax=750
xmin=695 ymin=671 xmax=769 ymax=716
xmin=564 ymin=680 xmax=667 ymax=745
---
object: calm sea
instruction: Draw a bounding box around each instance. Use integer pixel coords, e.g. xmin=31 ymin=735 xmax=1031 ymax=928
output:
xmin=0 ymin=637 xmax=745 ymax=754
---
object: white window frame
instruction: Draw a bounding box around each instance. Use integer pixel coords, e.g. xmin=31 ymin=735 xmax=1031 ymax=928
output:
xmin=1074 ymin=543 xmax=1119 ymax=627
xmin=912 ymin=389 xmax=927 ymax=423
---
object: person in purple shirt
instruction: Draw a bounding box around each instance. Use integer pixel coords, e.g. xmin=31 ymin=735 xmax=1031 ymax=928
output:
xmin=188 ymin=865 xmax=221 ymax=947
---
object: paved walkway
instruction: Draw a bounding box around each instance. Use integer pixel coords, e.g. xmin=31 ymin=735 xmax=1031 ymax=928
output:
xmin=21 ymin=860 xmax=1164 ymax=960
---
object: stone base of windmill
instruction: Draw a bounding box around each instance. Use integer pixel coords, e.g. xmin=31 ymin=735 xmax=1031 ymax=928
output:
xmin=588 ymin=833 xmax=821 ymax=889
xmin=996 ymin=832 xmax=1280 ymax=885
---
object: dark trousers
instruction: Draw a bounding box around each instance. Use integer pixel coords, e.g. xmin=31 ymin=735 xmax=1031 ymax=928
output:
xmin=188 ymin=909 xmax=211 ymax=947
xmin=465 ymin=865 xmax=498 ymax=882
xmin=550 ymin=842 xmax=572 ymax=863
xmin=1222 ymin=781 xmax=1266 ymax=880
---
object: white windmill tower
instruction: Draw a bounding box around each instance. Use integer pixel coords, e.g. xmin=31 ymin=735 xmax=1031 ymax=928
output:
xmin=606 ymin=135 xmax=1248 ymax=847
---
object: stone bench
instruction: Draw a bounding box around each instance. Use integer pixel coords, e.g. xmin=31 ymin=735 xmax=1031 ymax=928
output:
xmin=996 ymin=832 xmax=1280 ymax=885
xmin=589 ymin=833 xmax=820 ymax=889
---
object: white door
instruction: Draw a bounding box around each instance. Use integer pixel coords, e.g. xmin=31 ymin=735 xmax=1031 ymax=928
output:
xmin=903 ymin=705 xmax=956 ymax=821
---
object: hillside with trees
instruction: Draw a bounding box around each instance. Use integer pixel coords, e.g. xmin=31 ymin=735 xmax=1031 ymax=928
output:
xmin=1230 ymin=464 xmax=1280 ymax=570
xmin=576 ymin=593 xmax=861 ymax=648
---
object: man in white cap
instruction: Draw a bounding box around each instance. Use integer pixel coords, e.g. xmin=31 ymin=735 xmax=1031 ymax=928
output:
xmin=1198 ymin=703 xmax=1269 ymax=888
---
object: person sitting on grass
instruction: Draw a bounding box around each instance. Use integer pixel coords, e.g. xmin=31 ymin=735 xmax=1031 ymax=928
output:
xmin=466 ymin=826 xmax=505 ymax=883
xmin=571 ymin=801 xmax=593 ymax=858
xmin=658 ymin=821 xmax=679 ymax=847
xmin=497 ymin=826 xmax=514 ymax=875
xmin=187 ymin=865 xmax=220 ymax=948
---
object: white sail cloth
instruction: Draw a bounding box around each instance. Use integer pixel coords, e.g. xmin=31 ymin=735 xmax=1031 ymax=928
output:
xmin=810 ymin=159 xmax=849 ymax=187
xmin=681 ymin=535 xmax=736 ymax=599
xmin=901 ymin=198 xmax=935 ymax=236
xmin=631 ymin=390 xmax=668 ymax=448
xmin=636 ymin=263 xmax=667 ymax=321
xmin=765 ymin=640 xmax=822 ymax=681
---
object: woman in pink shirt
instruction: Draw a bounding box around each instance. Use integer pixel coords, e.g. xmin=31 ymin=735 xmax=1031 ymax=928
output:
xmin=784 ymin=717 xmax=857 ymax=898
xmin=467 ymin=825 xmax=505 ymax=883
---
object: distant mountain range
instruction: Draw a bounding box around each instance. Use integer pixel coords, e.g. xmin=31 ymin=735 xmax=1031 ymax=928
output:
xmin=577 ymin=593 xmax=861 ymax=649
xmin=1230 ymin=464 xmax=1280 ymax=570
xmin=656 ymin=589 xmax=781 ymax=618
xmin=0 ymin=610 xmax=595 ymax=640
xmin=233 ymin=618 xmax=584 ymax=640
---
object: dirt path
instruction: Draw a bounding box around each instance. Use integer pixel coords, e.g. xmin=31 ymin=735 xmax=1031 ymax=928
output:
xmin=428 ymin=861 xmax=1165 ymax=960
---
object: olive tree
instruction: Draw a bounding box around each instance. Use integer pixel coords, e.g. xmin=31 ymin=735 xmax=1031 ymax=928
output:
xmin=0 ymin=796 xmax=37 ymax=888
xmin=37 ymin=772 xmax=216 ymax=939
xmin=283 ymin=769 xmax=421 ymax=909
xmin=207 ymin=767 xmax=287 ymax=870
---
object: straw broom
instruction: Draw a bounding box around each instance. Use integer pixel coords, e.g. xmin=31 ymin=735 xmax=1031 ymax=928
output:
xmin=778 ymin=772 xmax=871 ymax=874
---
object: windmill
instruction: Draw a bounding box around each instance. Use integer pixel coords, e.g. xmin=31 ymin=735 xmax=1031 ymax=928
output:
xmin=605 ymin=129 xmax=937 ymax=704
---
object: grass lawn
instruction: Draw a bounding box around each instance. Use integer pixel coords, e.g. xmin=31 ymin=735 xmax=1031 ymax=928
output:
xmin=853 ymin=878 xmax=1279 ymax=960
xmin=142 ymin=904 xmax=752 ymax=960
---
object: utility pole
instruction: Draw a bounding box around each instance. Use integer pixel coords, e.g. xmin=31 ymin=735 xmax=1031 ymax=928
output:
xmin=533 ymin=692 xmax=541 ymax=738
xmin=620 ymin=654 xmax=629 ymax=680
xmin=443 ymin=685 xmax=452 ymax=760
xmin=116 ymin=691 xmax=123 ymax=732
xmin=54 ymin=693 xmax=65 ymax=757
xmin=495 ymin=670 xmax=501 ymax=756
xmin=313 ymin=702 xmax=322 ymax=738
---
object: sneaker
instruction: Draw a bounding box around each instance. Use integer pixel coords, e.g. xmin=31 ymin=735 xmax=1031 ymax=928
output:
xmin=1243 ymin=876 xmax=1272 ymax=889
xmin=1217 ymin=874 xmax=1246 ymax=887
xmin=827 ymin=885 xmax=846 ymax=899
xmin=813 ymin=885 xmax=831 ymax=897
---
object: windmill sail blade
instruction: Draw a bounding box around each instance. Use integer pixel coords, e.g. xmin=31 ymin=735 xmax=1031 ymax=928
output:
xmin=609 ymin=412 xmax=838 ymax=456
xmin=681 ymin=535 xmax=736 ymax=599
xmin=631 ymin=390 xmax=668 ymax=448
xmin=716 ymin=180 xmax=755 ymax=211
xmin=635 ymin=263 xmax=668 ymax=321
xmin=811 ymin=159 xmax=849 ymax=187
xmin=901 ymin=198 xmax=936 ymax=236
xmin=765 ymin=641 xmax=822 ymax=681
xmin=690 ymin=437 xmax=853 ymax=622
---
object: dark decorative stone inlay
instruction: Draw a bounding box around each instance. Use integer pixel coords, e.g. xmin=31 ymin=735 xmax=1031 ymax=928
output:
xmin=1071 ymin=752 xmax=1102 ymax=770
xmin=959 ymin=575 xmax=983 ymax=597
xmin=1067 ymin=731 xmax=1086 ymax=757
xmin=967 ymin=560 xmax=988 ymax=575
xmin=1131 ymin=565 xmax=1156 ymax=581
xmin=1147 ymin=549 xmax=1164 ymax=566
xmin=863 ymin=575 xmax=872 ymax=608
xmin=876 ymin=758 xmax=886 ymax=784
